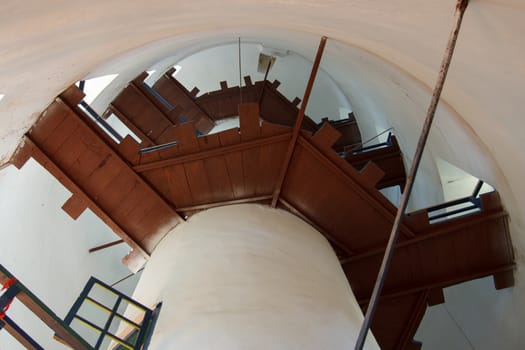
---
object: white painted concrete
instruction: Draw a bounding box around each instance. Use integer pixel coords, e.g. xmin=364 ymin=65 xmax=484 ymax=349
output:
xmin=0 ymin=161 xmax=140 ymax=349
xmin=132 ymin=204 xmax=379 ymax=350
xmin=153 ymin=42 xmax=352 ymax=122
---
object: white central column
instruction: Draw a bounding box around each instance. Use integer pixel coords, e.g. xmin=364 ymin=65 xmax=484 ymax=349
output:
xmin=132 ymin=204 xmax=379 ymax=349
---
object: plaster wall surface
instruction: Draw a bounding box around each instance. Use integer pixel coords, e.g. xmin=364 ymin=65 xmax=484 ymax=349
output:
xmin=0 ymin=1 xmax=524 ymax=349
xmin=0 ymin=161 xmax=140 ymax=349
xmin=132 ymin=204 xmax=379 ymax=350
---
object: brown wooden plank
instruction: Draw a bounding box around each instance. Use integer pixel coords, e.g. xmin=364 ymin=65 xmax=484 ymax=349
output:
xmin=494 ymin=269 xmax=515 ymax=289
xmin=134 ymin=132 xmax=290 ymax=173
xmin=156 ymin=125 xmax=178 ymax=145
xmin=122 ymin=196 xmax=159 ymax=241
xmin=23 ymin=136 xmax=149 ymax=258
xmin=426 ymin=288 xmax=445 ymax=306
xmin=345 ymin=135 xmax=406 ymax=189
xmin=218 ymin=128 xmax=241 ymax=146
xmin=62 ymin=194 xmax=89 ymax=220
xmin=52 ymin=127 xmax=90 ymax=171
xmin=109 ymin=105 xmax=154 ymax=146
xmin=281 ymin=143 xmax=396 ymax=252
xmin=111 ymin=183 xmax=151 ymax=221
xmin=278 ymin=198 xmax=354 ymax=257
xmin=368 ymin=292 xmax=428 ymax=350
xmin=37 ymin=112 xmax=80 ymax=155
xmin=359 ymin=162 xmax=386 ymax=189
xmin=239 ymin=103 xmax=261 ymax=141
xmin=174 ymin=123 xmax=200 ymax=154
xmin=158 ymin=144 xmax=181 ymax=160
xmin=152 ymin=73 xmax=215 ymax=133
xmin=345 ymin=211 xmax=513 ymax=302
xmin=242 ymin=147 xmax=261 ymax=197
xmin=184 ymin=160 xmax=214 ymax=204
xmin=29 ymin=102 xmax=69 ymax=143
xmin=164 ymin=164 xmax=194 ymax=207
xmin=198 ymin=133 xmax=221 ymax=151
xmin=112 ymin=85 xmax=172 ymax=143
xmin=257 ymin=140 xmax=289 ymax=195
xmin=203 ymin=156 xmax=235 ymax=201
xmin=311 ymin=122 xmax=341 ymax=150
xmin=11 ymin=140 xmax=36 ymax=169
xmin=223 ymin=152 xmax=246 ymax=199
xmin=260 ymin=121 xmax=291 ymax=137
xmin=117 ymin=135 xmax=141 ymax=165
xmin=135 ymin=205 xmax=180 ymax=251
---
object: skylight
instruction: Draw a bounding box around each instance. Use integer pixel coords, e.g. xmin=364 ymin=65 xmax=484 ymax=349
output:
xmin=170 ymin=65 xmax=182 ymax=77
xmin=76 ymin=74 xmax=118 ymax=104
xmin=144 ymin=70 xmax=157 ymax=86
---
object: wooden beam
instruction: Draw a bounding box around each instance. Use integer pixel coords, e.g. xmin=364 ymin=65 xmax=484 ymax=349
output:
xmin=58 ymin=96 xmax=183 ymax=223
xmin=278 ymin=197 xmax=354 ymax=257
xmin=271 ymin=36 xmax=328 ymax=207
xmin=341 ymin=211 xmax=508 ymax=265
xmin=296 ymin=136 xmax=415 ymax=239
xmin=134 ymin=132 xmax=292 ymax=172
xmin=108 ymin=104 xmax=155 ymax=146
xmin=177 ymin=195 xmax=273 ymax=212
xmin=88 ymin=239 xmax=125 ymax=253
xmin=356 ymin=264 xmax=515 ymax=304
xmin=20 ymin=136 xmax=149 ymax=259
xmin=394 ymin=291 xmax=428 ymax=350
xmin=130 ymin=81 xmax=176 ymax=127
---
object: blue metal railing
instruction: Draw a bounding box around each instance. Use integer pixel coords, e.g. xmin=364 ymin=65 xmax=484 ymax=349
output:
xmin=64 ymin=277 xmax=160 ymax=350
xmin=352 ymin=132 xmax=393 ymax=154
xmin=142 ymin=83 xmax=174 ymax=111
xmin=417 ymin=180 xmax=486 ymax=223
xmin=79 ymin=101 xmax=124 ymax=143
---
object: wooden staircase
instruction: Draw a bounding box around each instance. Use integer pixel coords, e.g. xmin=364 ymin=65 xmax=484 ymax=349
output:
xmin=9 ymin=74 xmax=514 ymax=350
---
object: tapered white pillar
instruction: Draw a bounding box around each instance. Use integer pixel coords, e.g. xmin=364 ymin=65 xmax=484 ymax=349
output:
xmin=132 ymin=204 xmax=379 ymax=349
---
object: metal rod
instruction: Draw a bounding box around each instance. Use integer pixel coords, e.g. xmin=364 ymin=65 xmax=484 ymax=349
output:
xmin=111 ymin=267 xmax=145 ymax=287
xmin=79 ymin=101 xmax=123 ymax=142
xmin=89 ymin=239 xmax=125 ymax=253
xmin=238 ymin=37 xmax=243 ymax=104
xmin=258 ymin=58 xmax=273 ymax=105
xmin=354 ymin=1 xmax=470 ymax=348
xmin=472 ymin=179 xmax=484 ymax=197
xmin=271 ymin=36 xmax=328 ymax=207
xmin=359 ymin=127 xmax=394 ymax=147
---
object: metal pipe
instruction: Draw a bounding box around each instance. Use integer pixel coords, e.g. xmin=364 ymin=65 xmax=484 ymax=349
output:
xmin=271 ymin=36 xmax=328 ymax=207
xmin=358 ymin=127 xmax=394 ymax=147
xmin=238 ymin=37 xmax=243 ymax=104
xmin=89 ymin=239 xmax=125 ymax=253
xmin=258 ymin=58 xmax=273 ymax=105
xmin=354 ymin=1 xmax=470 ymax=348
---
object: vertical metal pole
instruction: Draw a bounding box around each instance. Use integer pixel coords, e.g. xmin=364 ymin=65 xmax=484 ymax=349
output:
xmin=354 ymin=1 xmax=470 ymax=348
xmin=258 ymin=59 xmax=273 ymax=105
xmin=238 ymin=37 xmax=243 ymax=104
xmin=271 ymin=36 xmax=328 ymax=207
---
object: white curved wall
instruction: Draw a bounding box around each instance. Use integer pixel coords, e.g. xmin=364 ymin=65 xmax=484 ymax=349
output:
xmin=132 ymin=204 xmax=379 ymax=350
xmin=0 ymin=1 xmax=524 ymax=348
